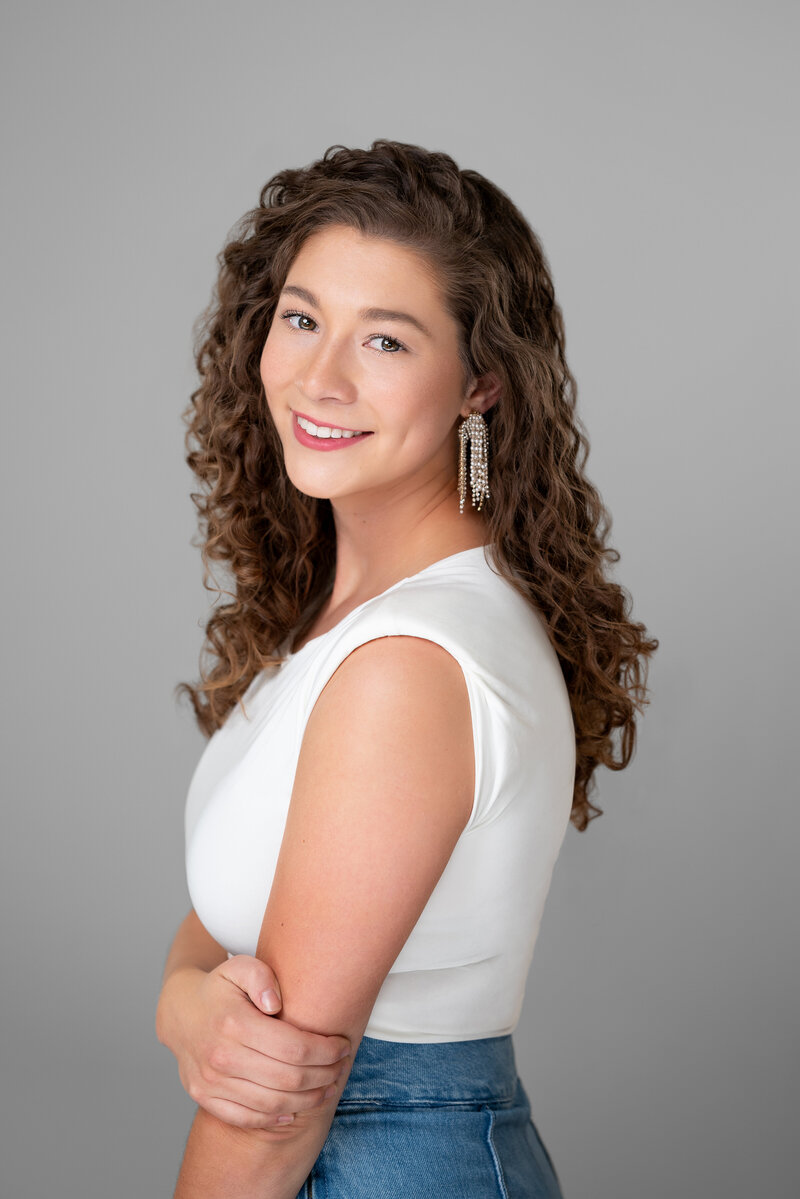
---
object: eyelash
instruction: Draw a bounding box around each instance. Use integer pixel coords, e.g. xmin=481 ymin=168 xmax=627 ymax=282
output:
xmin=280 ymin=309 xmax=408 ymax=354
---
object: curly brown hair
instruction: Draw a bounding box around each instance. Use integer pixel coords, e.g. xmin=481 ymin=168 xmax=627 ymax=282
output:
xmin=176 ymin=139 xmax=658 ymax=831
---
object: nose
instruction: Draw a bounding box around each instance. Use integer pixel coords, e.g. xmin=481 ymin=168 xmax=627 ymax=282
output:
xmin=296 ymin=333 xmax=357 ymax=408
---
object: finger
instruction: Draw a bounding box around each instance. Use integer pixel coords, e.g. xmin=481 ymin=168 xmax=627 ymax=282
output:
xmin=208 ymin=1075 xmax=341 ymax=1119
xmin=238 ymin=1014 xmax=350 ymax=1067
xmin=223 ymin=1044 xmax=350 ymax=1094
xmin=218 ymin=954 xmax=283 ymax=1015
xmin=198 ymin=1094 xmax=298 ymax=1131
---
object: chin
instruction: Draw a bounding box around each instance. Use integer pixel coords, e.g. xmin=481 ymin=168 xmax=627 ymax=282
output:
xmin=290 ymin=480 xmax=335 ymax=501
xmin=280 ymin=461 xmax=342 ymax=502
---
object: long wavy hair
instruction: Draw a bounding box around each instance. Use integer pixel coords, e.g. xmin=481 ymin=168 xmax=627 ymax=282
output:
xmin=176 ymin=139 xmax=658 ymax=831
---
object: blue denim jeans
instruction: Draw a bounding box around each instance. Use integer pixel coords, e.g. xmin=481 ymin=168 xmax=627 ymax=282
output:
xmin=295 ymin=1034 xmax=563 ymax=1198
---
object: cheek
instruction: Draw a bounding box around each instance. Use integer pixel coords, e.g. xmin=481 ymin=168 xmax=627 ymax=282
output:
xmin=390 ymin=373 xmax=462 ymax=452
xmin=405 ymin=359 xmax=465 ymax=427
xmin=260 ymin=330 xmax=290 ymax=393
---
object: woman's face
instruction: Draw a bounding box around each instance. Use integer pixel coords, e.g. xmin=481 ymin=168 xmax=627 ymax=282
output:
xmin=260 ymin=224 xmax=477 ymax=507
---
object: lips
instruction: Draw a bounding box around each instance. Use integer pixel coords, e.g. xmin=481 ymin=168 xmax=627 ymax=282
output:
xmin=291 ymin=411 xmax=374 ymax=452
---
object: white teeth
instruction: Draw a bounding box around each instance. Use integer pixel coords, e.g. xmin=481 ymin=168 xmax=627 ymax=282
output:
xmin=297 ymin=414 xmax=365 ymax=439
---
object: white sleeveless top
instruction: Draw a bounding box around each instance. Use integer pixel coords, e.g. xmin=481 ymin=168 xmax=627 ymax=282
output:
xmin=185 ymin=546 xmax=576 ymax=1043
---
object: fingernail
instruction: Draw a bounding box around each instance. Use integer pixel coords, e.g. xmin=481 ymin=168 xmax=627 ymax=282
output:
xmin=337 ymin=1048 xmax=350 ymax=1061
xmin=261 ymin=989 xmax=280 ymax=1013
xmin=324 ymin=1085 xmax=337 ymax=1099
xmin=277 ymin=1114 xmax=294 ymax=1125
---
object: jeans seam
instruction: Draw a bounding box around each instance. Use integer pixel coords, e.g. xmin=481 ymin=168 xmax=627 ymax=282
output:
xmin=338 ymin=1091 xmax=515 ymax=1108
xmin=336 ymin=1099 xmax=514 ymax=1113
xmin=484 ymin=1106 xmax=510 ymax=1199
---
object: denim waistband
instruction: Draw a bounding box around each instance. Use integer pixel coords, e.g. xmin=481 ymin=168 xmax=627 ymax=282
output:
xmin=338 ymin=1034 xmax=519 ymax=1109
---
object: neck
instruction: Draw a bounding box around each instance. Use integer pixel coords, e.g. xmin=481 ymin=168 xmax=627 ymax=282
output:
xmin=325 ymin=474 xmax=488 ymax=611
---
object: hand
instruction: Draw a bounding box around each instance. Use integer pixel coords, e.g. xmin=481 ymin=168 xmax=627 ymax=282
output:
xmin=157 ymin=954 xmax=351 ymax=1130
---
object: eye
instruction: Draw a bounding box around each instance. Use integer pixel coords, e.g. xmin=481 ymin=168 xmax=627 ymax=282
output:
xmin=282 ymin=310 xmax=317 ymax=332
xmin=366 ymin=334 xmax=406 ymax=354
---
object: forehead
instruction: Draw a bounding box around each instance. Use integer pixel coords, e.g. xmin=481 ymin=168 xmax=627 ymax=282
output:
xmin=285 ymin=225 xmax=445 ymax=307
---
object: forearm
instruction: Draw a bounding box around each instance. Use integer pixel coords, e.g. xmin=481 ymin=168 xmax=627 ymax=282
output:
xmin=156 ymin=909 xmax=227 ymax=1047
xmin=172 ymin=1004 xmax=361 ymax=1199
xmin=162 ymin=908 xmax=229 ymax=978
xmin=174 ymin=1093 xmax=339 ymax=1199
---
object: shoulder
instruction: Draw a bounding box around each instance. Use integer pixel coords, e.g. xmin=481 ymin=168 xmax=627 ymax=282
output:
xmin=322 ymin=631 xmax=469 ymax=699
xmin=345 ymin=549 xmax=555 ymax=684
xmin=292 ymin=633 xmax=475 ymax=862
xmin=312 ymin=634 xmax=474 ymax=768
xmin=296 ymin=546 xmax=570 ymax=775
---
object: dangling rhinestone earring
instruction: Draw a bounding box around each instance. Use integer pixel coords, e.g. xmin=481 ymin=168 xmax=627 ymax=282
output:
xmin=458 ymin=411 xmax=490 ymax=514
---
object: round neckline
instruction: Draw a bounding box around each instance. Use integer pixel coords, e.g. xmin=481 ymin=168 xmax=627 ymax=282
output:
xmin=286 ymin=545 xmax=490 ymax=660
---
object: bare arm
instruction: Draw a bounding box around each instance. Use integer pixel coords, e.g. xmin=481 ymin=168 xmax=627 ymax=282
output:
xmin=173 ymin=636 xmax=475 ymax=1199
xmin=157 ymin=910 xmax=350 ymax=1129
xmin=157 ymin=909 xmax=230 ymax=1043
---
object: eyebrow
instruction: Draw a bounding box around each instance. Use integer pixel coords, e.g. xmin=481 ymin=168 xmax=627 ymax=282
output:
xmin=281 ymin=284 xmax=432 ymax=338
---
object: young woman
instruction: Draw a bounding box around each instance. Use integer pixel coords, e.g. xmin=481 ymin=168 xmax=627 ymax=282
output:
xmin=156 ymin=140 xmax=658 ymax=1198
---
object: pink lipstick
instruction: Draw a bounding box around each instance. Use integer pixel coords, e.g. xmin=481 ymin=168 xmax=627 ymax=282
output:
xmin=292 ymin=411 xmax=374 ymax=452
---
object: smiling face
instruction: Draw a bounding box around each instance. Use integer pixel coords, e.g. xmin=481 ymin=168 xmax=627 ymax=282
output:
xmin=260 ymin=224 xmax=482 ymax=508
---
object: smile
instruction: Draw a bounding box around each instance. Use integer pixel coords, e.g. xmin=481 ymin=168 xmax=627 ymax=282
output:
xmin=292 ymin=411 xmax=374 ymax=451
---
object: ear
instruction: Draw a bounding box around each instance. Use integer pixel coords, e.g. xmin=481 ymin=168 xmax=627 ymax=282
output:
xmin=460 ymin=371 xmax=502 ymax=419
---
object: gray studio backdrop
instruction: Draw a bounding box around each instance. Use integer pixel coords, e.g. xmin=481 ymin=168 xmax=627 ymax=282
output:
xmin=1 ymin=2 xmax=797 ymax=1197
